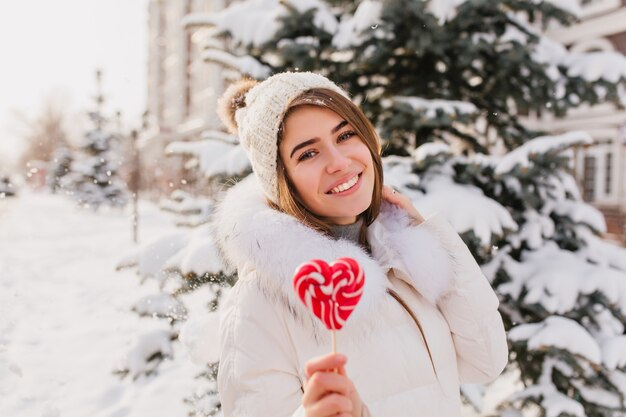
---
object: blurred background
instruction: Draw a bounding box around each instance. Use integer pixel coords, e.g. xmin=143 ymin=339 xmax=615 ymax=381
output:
xmin=1 ymin=1 xmax=626 ymax=416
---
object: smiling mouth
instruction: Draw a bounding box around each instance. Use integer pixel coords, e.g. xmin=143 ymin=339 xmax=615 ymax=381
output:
xmin=327 ymin=173 xmax=361 ymax=194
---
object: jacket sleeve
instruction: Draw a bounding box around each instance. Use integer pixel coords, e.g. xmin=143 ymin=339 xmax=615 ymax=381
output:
xmin=417 ymin=214 xmax=509 ymax=384
xmin=218 ymin=278 xmax=305 ymax=417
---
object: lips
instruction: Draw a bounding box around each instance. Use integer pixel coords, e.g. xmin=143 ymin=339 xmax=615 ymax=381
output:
xmin=326 ymin=173 xmax=362 ymax=194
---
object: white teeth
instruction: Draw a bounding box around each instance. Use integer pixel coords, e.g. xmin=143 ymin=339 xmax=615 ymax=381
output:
xmin=330 ymin=175 xmax=359 ymax=194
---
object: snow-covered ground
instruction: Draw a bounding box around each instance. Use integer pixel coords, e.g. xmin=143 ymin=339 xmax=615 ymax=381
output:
xmin=0 ymin=191 xmax=202 ymax=417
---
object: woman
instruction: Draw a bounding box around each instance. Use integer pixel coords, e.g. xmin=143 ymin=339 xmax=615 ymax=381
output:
xmin=213 ymin=71 xmax=508 ymax=417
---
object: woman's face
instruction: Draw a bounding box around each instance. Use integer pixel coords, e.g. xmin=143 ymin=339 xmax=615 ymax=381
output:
xmin=278 ymin=105 xmax=375 ymax=225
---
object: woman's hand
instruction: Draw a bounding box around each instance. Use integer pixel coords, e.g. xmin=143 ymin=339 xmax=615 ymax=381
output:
xmin=302 ymin=353 xmax=363 ymax=417
xmin=382 ymin=185 xmax=425 ymax=225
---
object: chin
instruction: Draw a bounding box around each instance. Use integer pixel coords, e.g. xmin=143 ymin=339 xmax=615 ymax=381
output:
xmin=344 ymin=198 xmax=372 ymax=217
xmin=315 ymin=186 xmax=374 ymax=219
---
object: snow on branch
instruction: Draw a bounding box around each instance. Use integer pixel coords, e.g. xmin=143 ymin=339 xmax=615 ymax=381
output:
xmin=532 ymin=25 xmax=626 ymax=87
xmin=291 ymin=0 xmax=338 ymax=34
xmin=511 ymin=367 xmax=586 ymax=417
xmin=117 ymin=228 xmax=227 ymax=282
xmin=509 ymin=315 xmax=601 ymax=364
xmin=414 ymin=142 xmax=452 ymax=162
xmin=576 ymin=226 xmax=626 ymax=270
xmin=552 ymin=200 xmax=606 ymax=234
xmin=185 ymin=0 xmax=337 ymax=48
xmin=426 ymin=0 xmax=581 ymax=25
xmin=426 ymin=0 xmax=468 ymax=23
xmin=418 ymin=175 xmax=518 ymax=244
xmin=181 ymin=12 xmax=214 ymax=28
xmin=601 ymin=336 xmax=626 ymax=371
xmin=202 ymin=49 xmax=271 ymax=79
xmin=200 ymin=129 xmax=239 ymax=144
xmin=474 ymin=12 xmax=626 ymax=90
xmin=494 ymin=131 xmax=592 ymax=175
xmin=185 ymin=0 xmax=283 ymax=47
xmin=132 ymin=294 xmax=187 ymax=321
xmin=164 ymin=231 xmax=225 ymax=277
xmin=205 ymin=144 xmax=250 ymax=178
xmin=499 ymin=241 xmax=626 ymax=315
xmin=509 ymin=209 xmax=556 ymax=250
xmin=332 ymin=0 xmax=383 ymax=49
xmin=393 ymin=96 xmax=479 ymax=118
xmin=114 ymin=329 xmax=175 ymax=379
xmin=165 ymin=138 xmax=250 ymax=179
xmin=160 ymin=190 xmax=212 ymax=217
xmin=115 ymin=232 xmax=190 ymax=283
xmin=564 ymin=51 xmax=626 ymax=84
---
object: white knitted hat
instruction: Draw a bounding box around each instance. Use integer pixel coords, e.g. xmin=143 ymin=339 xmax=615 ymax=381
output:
xmin=231 ymin=71 xmax=350 ymax=203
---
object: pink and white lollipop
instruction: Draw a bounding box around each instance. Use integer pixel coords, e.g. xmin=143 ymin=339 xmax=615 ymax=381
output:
xmin=293 ymin=258 xmax=365 ymax=351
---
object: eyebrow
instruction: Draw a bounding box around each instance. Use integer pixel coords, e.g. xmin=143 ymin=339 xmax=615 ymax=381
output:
xmin=289 ymin=120 xmax=349 ymax=159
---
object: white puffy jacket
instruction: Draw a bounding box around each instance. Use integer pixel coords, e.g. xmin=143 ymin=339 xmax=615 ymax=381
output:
xmin=213 ymin=177 xmax=508 ymax=417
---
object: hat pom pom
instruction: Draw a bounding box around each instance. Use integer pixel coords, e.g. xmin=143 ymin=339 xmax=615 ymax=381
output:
xmin=217 ymin=78 xmax=259 ymax=135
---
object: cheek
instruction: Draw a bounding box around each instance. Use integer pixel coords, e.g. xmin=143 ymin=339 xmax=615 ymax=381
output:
xmin=354 ymin=141 xmax=373 ymax=164
xmin=290 ymin=167 xmax=321 ymax=201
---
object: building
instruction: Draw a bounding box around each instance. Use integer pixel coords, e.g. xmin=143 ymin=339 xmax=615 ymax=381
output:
xmin=142 ymin=0 xmax=227 ymax=196
xmin=526 ymin=0 xmax=626 ymax=241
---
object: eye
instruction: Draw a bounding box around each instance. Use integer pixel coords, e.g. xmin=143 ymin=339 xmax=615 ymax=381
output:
xmin=338 ymin=131 xmax=356 ymax=142
xmin=297 ymin=149 xmax=317 ymax=162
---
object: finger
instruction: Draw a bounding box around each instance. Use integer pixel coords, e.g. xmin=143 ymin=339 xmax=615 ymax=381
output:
xmin=381 ymin=187 xmax=394 ymax=201
xmin=304 ymin=353 xmax=347 ymax=378
xmin=382 ymin=185 xmax=395 ymax=196
xmin=382 ymin=185 xmax=402 ymax=198
xmin=302 ymin=372 xmax=352 ymax=404
xmin=335 ymin=365 xmax=358 ymax=397
xmin=307 ymin=393 xmax=353 ymax=416
xmin=382 ymin=189 xmax=404 ymax=205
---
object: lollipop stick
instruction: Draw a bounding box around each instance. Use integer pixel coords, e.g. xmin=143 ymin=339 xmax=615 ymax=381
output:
xmin=332 ymin=330 xmax=338 ymax=374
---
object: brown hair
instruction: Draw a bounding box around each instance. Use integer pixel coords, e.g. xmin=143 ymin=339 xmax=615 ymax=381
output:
xmin=269 ymin=88 xmax=384 ymax=251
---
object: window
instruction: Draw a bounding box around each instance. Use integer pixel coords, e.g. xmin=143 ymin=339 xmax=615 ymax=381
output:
xmin=583 ymin=156 xmax=596 ymax=202
xmin=605 ymin=152 xmax=612 ymax=195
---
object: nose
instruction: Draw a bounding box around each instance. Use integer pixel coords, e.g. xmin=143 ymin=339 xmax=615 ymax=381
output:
xmin=325 ymin=146 xmax=351 ymax=174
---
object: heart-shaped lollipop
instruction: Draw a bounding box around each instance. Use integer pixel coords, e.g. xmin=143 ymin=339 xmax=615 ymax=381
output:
xmin=292 ymin=257 xmax=364 ymax=330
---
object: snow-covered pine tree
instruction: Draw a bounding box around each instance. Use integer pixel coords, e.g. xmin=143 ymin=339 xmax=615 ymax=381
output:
xmin=400 ymin=132 xmax=626 ymax=416
xmin=63 ymin=70 xmax=128 ymax=209
xmin=179 ymin=0 xmax=626 ymax=415
xmin=159 ymin=129 xmax=251 ymax=227
xmin=114 ymin=128 xmax=250 ymax=416
xmin=47 ymin=146 xmax=73 ymax=194
xmin=0 ymin=175 xmax=16 ymax=198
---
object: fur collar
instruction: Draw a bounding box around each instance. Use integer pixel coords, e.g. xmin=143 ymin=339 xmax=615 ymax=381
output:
xmin=213 ymin=176 xmax=453 ymax=342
